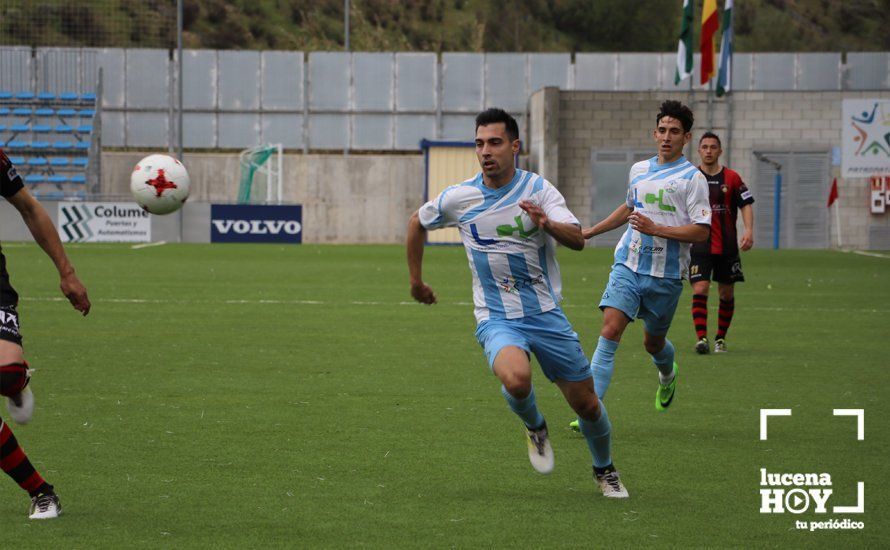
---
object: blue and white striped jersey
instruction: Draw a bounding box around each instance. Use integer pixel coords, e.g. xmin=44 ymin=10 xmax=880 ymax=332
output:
xmin=419 ymin=169 xmax=579 ymax=324
xmin=613 ymin=156 xmax=711 ymax=279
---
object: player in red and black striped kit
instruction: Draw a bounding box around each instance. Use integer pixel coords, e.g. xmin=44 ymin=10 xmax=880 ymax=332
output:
xmin=0 ymin=149 xmax=91 ymax=519
xmin=689 ymin=132 xmax=754 ymax=354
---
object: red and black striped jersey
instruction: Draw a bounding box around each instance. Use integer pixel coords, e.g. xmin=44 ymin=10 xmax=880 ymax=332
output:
xmin=0 ymin=149 xmax=24 ymax=280
xmin=691 ymin=166 xmax=754 ymax=256
xmin=0 ymin=149 xmax=24 ymax=198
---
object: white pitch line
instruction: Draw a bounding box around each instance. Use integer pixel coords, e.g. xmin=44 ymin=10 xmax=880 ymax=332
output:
xmin=17 ymin=295 xmax=889 ymax=314
xmin=851 ymin=250 xmax=890 ymax=259
xmin=131 ymin=241 xmax=167 ymax=250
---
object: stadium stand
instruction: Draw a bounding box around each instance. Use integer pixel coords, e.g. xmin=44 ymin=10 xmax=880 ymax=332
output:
xmin=1 ymin=89 xmax=96 ymax=199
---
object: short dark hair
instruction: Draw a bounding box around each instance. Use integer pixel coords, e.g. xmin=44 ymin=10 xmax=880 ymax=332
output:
xmin=475 ymin=108 xmax=519 ymax=141
xmin=656 ymin=100 xmax=694 ymax=133
xmin=699 ymin=131 xmax=722 ymax=147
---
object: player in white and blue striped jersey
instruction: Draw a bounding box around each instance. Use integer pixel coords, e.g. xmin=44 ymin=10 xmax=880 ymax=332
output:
xmin=576 ymin=100 xmax=710 ymax=424
xmin=407 ymin=109 xmax=628 ymax=498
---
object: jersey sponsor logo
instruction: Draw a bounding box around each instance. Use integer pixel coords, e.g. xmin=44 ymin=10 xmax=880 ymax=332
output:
xmin=7 ymin=166 xmax=19 ymax=182
xmin=497 ymin=274 xmax=545 ymax=295
xmin=636 ymin=188 xmax=677 ymax=212
xmin=470 ymin=223 xmax=498 ymax=246
xmin=496 ymin=215 xmax=538 ymax=238
xmin=629 ymin=237 xmax=665 ymax=255
xmin=741 ymin=190 xmax=753 ymax=200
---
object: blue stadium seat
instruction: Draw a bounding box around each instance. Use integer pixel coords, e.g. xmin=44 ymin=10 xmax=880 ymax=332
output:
xmin=8 ymin=156 xmax=25 ymax=165
xmin=32 ymin=124 xmax=51 ymax=133
xmin=6 ymin=141 xmax=27 ymax=149
xmin=47 ymin=175 xmax=68 ymax=184
xmin=31 ymin=141 xmax=50 ymax=150
xmin=76 ymin=124 xmax=93 ymax=133
xmin=49 ymin=157 xmax=70 ymax=167
xmin=55 ymin=125 xmax=73 ymax=133
xmin=74 ymin=141 xmax=90 ymax=150
xmin=12 ymin=108 xmax=31 ymax=116
xmin=0 ymin=124 xmax=5 ymax=132
xmin=24 ymin=174 xmax=44 ymax=184
xmin=69 ymin=174 xmax=86 ymax=184
xmin=0 ymin=107 xmax=9 ymax=116
xmin=78 ymin=109 xmax=95 ymax=118
xmin=52 ymin=140 xmax=74 ymax=150
xmin=27 ymin=158 xmax=47 ymax=167
xmin=72 ymin=157 xmax=88 ymax=167
xmin=81 ymin=93 xmax=96 ymax=102
xmin=35 ymin=108 xmax=54 ymax=117
xmin=56 ymin=108 xmax=77 ymax=117
xmin=10 ymin=124 xmax=29 ymax=133
xmin=37 ymin=92 xmax=55 ymax=101
xmin=0 ymin=91 xmax=12 ymax=101
xmin=15 ymin=92 xmax=35 ymax=101
xmin=59 ymin=92 xmax=78 ymax=101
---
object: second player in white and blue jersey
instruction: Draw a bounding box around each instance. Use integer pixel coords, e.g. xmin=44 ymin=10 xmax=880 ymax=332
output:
xmin=613 ymin=156 xmax=711 ymax=279
xmin=418 ymin=169 xmax=578 ymax=323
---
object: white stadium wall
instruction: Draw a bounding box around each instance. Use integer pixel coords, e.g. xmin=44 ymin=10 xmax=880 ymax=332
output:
xmin=529 ymin=88 xmax=890 ymax=250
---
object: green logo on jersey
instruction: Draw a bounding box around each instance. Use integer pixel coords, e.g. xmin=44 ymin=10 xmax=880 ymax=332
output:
xmin=496 ymin=215 xmax=539 ymax=238
xmin=644 ymin=189 xmax=677 ymax=212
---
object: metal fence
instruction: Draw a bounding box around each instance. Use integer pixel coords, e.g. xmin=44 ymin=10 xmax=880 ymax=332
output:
xmin=2 ymin=47 xmax=888 ymax=150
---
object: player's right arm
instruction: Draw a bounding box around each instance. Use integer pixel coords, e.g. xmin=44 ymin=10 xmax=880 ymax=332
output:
xmin=406 ymin=211 xmax=437 ymax=304
xmin=6 ymin=187 xmax=91 ymax=315
xmin=406 ymin=185 xmax=462 ymax=305
xmin=582 ymin=203 xmax=633 ymax=240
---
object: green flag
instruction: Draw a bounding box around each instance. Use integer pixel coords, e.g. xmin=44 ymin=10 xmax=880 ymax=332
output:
xmin=675 ymin=0 xmax=694 ymax=85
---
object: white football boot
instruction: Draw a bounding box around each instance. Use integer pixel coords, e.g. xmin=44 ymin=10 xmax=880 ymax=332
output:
xmin=526 ymin=422 xmax=554 ymax=474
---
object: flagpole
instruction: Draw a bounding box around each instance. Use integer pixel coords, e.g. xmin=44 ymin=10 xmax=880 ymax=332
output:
xmin=708 ymin=79 xmax=714 ymax=131
xmin=835 ymin=181 xmax=843 ymax=248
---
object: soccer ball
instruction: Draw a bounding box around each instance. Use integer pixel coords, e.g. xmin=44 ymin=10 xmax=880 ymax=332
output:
xmin=130 ymin=154 xmax=190 ymax=215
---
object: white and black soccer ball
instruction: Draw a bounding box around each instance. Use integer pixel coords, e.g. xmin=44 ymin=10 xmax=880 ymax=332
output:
xmin=130 ymin=154 xmax=190 ymax=215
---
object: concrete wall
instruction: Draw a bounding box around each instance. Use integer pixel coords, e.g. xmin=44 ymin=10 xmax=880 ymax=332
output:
xmin=530 ymin=89 xmax=890 ymax=250
xmin=101 ymin=152 xmax=426 ymax=244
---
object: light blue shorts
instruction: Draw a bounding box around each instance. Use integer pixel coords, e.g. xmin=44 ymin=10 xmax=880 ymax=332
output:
xmin=474 ymin=309 xmax=591 ymax=382
xmin=598 ymin=264 xmax=683 ymax=336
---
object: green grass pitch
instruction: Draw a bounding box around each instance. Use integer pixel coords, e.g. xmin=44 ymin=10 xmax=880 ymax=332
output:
xmin=1 ymin=242 xmax=886 ymax=547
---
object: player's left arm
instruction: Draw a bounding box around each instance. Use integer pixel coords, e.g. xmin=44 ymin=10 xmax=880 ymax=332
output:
xmin=6 ymin=188 xmax=91 ymax=315
xmin=628 ymin=214 xmax=709 ymax=243
xmin=739 ymin=204 xmax=754 ymax=251
xmin=519 ymin=200 xmax=584 ymax=250
xmin=520 ymin=183 xmax=585 ymax=250
xmin=734 ymin=175 xmax=755 ymax=251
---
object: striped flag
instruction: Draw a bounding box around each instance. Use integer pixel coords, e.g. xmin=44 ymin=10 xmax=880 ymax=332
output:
xmin=716 ymin=0 xmax=734 ymax=96
xmin=700 ymin=0 xmax=718 ymax=85
xmin=675 ymin=0 xmax=693 ymax=85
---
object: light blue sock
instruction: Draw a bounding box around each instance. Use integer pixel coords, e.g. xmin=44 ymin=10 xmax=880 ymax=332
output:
xmin=651 ymin=338 xmax=675 ymax=379
xmin=591 ymin=336 xmax=619 ymax=399
xmin=501 ymin=385 xmax=545 ymax=429
xmin=579 ymin=401 xmax=612 ymax=469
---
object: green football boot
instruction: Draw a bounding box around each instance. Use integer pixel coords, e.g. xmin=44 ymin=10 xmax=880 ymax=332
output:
xmin=655 ymin=362 xmax=679 ymax=412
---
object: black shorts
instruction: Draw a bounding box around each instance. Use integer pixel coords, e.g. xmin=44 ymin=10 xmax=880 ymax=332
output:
xmin=689 ymin=252 xmax=745 ymax=285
